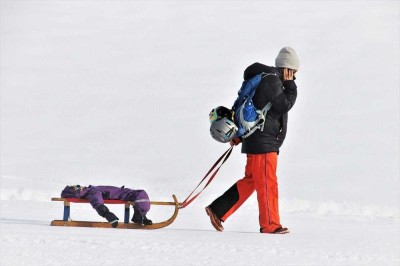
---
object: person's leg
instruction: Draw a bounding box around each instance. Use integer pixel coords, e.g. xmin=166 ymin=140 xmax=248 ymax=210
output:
xmin=208 ymin=155 xmax=255 ymax=222
xmin=132 ymin=190 xmax=151 ymax=214
xmin=122 ymin=189 xmax=152 ymax=225
xmin=95 ymin=204 xmax=119 ymax=228
xmin=253 ymin=152 xmax=283 ymax=233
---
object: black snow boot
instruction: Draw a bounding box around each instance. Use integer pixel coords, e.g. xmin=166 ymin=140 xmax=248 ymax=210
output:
xmin=131 ymin=210 xmax=153 ymax=225
xmin=95 ymin=204 xmax=119 ymax=228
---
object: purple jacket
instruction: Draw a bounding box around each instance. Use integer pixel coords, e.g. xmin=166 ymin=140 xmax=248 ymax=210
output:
xmin=61 ymin=185 xmax=150 ymax=213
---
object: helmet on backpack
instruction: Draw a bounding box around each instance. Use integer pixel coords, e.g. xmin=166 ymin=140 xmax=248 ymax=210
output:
xmin=209 ymin=106 xmax=238 ymax=143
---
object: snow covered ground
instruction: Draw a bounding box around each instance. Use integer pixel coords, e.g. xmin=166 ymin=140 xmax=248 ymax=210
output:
xmin=1 ymin=1 xmax=399 ymax=266
xmin=0 ymin=198 xmax=398 ymax=266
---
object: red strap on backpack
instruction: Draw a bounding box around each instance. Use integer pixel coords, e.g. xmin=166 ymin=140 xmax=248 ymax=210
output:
xmin=180 ymin=146 xmax=234 ymax=209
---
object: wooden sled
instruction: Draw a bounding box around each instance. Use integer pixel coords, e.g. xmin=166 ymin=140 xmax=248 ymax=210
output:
xmin=51 ymin=195 xmax=180 ymax=229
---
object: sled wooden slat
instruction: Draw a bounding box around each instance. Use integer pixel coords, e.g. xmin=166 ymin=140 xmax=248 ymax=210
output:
xmin=51 ymin=197 xmax=179 ymax=206
xmin=50 ymin=195 xmax=180 ymax=229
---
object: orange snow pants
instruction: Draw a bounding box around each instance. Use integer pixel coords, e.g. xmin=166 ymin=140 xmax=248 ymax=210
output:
xmin=209 ymin=152 xmax=281 ymax=232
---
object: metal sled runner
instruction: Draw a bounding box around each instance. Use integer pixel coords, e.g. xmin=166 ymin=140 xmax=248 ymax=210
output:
xmin=50 ymin=195 xmax=180 ymax=229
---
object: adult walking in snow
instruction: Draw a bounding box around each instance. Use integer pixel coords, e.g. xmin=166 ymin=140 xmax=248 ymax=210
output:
xmin=206 ymin=47 xmax=299 ymax=234
xmin=61 ymin=185 xmax=153 ymax=228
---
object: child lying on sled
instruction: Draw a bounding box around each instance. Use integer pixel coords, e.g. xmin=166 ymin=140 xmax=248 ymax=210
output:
xmin=61 ymin=185 xmax=152 ymax=228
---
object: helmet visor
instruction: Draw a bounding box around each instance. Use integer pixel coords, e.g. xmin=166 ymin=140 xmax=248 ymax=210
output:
xmin=209 ymin=109 xmax=219 ymax=123
xmin=209 ymin=106 xmax=232 ymax=124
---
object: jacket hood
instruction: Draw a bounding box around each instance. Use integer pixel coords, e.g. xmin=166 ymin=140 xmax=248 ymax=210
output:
xmin=61 ymin=185 xmax=87 ymax=198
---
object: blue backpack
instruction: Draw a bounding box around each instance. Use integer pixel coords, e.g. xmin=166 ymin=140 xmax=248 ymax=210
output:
xmin=232 ymin=73 xmax=277 ymax=138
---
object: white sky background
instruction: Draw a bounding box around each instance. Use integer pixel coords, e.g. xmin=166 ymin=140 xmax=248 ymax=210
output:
xmin=0 ymin=1 xmax=399 ymax=208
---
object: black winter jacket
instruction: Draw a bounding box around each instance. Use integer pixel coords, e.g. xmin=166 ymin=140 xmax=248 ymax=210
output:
xmin=241 ymin=63 xmax=297 ymax=154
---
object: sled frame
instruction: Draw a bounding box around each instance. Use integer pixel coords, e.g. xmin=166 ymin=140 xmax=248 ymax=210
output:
xmin=50 ymin=195 xmax=180 ymax=229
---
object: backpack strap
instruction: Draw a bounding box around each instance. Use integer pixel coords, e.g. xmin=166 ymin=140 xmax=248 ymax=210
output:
xmin=242 ymin=122 xmax=262 ymax=138
xmin=241 ymin=103 xmax=272 ymax=138
xmin=261 ymin=72 xmax=279 ymax=79
xmin=260 ymin=102 xmax=272 ymax=132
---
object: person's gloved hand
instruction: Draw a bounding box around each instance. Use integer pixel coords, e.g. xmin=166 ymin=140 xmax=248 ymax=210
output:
xmin=230 ymin=137 xmax=242 ymax=146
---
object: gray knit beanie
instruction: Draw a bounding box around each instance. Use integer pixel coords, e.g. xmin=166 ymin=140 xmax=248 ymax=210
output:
xmin=275 ymin=47 xmax=300 ymax=70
